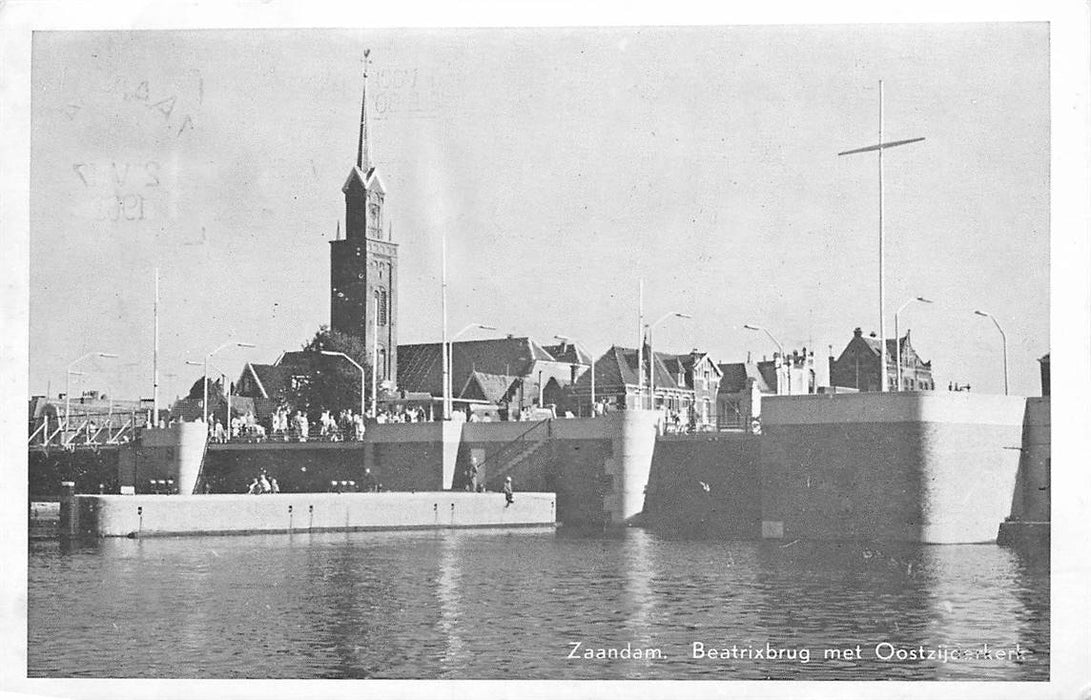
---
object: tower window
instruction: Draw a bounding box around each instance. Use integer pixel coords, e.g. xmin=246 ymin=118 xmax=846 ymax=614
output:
xmin=375 ymin=288 xmax=389 ymax=326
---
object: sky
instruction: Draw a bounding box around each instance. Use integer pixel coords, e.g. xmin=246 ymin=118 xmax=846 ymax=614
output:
xmin=29 ymin=24 xmax=1050 ymax=402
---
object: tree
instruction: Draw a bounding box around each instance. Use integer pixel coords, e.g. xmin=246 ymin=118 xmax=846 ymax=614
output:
xmin=285 ymin=325 xmax=373 ymax=418
xmin=186 ymin=376 xmax=225 ymax=402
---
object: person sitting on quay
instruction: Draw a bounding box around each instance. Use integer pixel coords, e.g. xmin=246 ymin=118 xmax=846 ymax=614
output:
xmin=502 ymin=476 xmax=515 ymax=507
xmin=258 ymin=472 xmax=272 ymax=494
xmin=247 ymin=477 xmax=261 ymax=495
xmin=269 ymin=478 xmax=280 ymax=494
xmin=361 ymin=468 xmax=377 ymax=492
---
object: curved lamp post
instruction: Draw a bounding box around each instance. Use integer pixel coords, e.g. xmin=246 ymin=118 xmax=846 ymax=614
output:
xmin=66 ymin=352 xmax=118 ymax=430
xmin=744 ymin=324 xmax=788 ymax=394
xmin=647 ymin=312 xmax=691 ymax=410
xmin=445 ymin=323 xmax=497 ymax=419
xmin=973 ymin=310 xmax=1008 ymax=395
xmin=554 ymin=334 xmax=595 ymax=415
xmin=203 ymin=342 xmax=254 ymax=426
xmin=320 ymin=350 xmax=367 ymax=416
xmin=894 ymin=296 xmax=933 ymax=391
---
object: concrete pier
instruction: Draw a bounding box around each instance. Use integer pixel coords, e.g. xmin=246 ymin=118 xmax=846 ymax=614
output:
xmin=63 ymin=491 xmax=557 ymax=538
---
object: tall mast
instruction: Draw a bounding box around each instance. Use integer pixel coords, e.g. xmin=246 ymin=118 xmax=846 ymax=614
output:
xmin=153 ymin=267 xmax=159 ymax=426
xmin=357 ymin=49 xmax=371 ymax=171
xmin=838 ymin=81 xmax=924 ymax=392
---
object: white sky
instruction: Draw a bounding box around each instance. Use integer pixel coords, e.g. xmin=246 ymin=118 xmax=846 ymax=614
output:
xmin=29 ymin=24 xmax=1049 ymax=400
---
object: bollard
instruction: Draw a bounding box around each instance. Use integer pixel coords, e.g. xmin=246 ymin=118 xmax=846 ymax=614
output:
xmin=59 ymin=481 xmax=79 ymax=537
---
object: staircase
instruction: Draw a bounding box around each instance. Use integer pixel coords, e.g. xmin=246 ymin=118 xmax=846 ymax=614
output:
xmin=480 ymin=419 xmax=552 ymax=489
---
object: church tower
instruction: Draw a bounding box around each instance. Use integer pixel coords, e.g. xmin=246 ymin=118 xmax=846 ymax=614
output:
xmin=330 ymin=51 xmax=398 ymax=390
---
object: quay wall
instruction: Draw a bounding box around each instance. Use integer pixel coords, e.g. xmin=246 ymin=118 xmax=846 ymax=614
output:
xmin=759 ymin=392 xmax=1026 ymax=544
xmin=198 ymin=417 xmax=634 ymax=528
xmin=29 ymin=448 xmax=119 ymax=499
xmin=643 ymin=432 xmax=761 ymax=537
xmin=65 ymin=492 xmax=556 ymax=538
xmin=1008 ymin=397 xmax=1050 ymax=522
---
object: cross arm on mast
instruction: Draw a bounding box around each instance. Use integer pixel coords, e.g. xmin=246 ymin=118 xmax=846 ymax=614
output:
xmin=838 ymin=136 xmax=925 ymax=157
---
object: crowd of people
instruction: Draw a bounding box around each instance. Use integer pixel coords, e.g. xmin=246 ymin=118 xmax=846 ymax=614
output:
xmin=246 ymin=471 xmax=280 ymax=494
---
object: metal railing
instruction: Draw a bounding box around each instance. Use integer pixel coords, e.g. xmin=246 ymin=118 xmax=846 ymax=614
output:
xmin=28 ymin=411 xmax=146 ymax=449
xmin=473 ymin=418 xmax=553 ymax=486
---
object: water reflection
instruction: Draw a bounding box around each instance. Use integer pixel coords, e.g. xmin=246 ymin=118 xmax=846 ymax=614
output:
xmin=437 ymin=532 xmax=466 ymax=676
xmin=28 ymin=529 xmax=1049 ymax=680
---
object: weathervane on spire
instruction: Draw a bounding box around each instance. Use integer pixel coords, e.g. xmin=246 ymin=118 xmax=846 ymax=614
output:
xmin=357 ymin=49 xmax=372 ymax=171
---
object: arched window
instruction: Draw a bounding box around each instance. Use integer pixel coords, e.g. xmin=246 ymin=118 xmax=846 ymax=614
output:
xmin=376 ymin=346 xmax=387 ymax=380
xmin=374 ymin=288 xmax=389 ymax=326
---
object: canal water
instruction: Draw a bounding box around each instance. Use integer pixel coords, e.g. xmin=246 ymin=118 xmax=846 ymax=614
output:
xmin=27 ymin=528 xmax=1049 ymax=680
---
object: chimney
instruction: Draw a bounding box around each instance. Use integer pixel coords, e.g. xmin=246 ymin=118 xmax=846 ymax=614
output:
xmin=853 ymin=327 xmax=863 ymax=337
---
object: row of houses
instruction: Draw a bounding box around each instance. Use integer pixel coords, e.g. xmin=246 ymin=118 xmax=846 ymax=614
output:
xmin=177 ymin=327 xmax=931 ymax=431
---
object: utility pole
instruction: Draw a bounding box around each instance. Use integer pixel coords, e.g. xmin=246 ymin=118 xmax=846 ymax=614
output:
xmin=839 ymin=80 xmax=924 ymax=392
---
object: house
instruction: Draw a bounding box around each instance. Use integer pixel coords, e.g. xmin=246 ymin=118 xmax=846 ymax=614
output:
xmin=828 ymin=327 xmax=934 ymax=392
xmin=716 ymin=359 xmax=771 ymax=430
xmin=655 ymin=350 xmax=723 ymax=427
xmin=397 ymin=336 xmax=576 ymax=414
xmin=568 ymin=346 xmax=720 ymax=428
xmin=716 ymin=350 xmax=815 ymax=430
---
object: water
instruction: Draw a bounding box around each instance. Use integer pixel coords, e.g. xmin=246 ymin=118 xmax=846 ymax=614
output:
xmin=28 ymin=528 xmax=1049 ymax=680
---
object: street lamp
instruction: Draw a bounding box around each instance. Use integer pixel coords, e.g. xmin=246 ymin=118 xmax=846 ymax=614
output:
xmin=973 ymin=310 xmax=1008 ymax=395
xmin=203 ymin=342 xmax=254 ymax=426
xmin=66 ymin=352 xmax=118 ymax=431
xmin=320 ymin=350 xmax=367 ymax=416
xmin=894 ymin=296 xmax=933 ymax=391
xmin=554 ymin=334 xmax=595 ymax=416
xmin=647 ymin=312 xmax=691 ymax=410
xmin=187 ymin=359 xmax=233 ymax=434
xmin=743 ymin=324 xmax=788 ymax=394
xmin=445 ymin=323 xmax=497 ymax=420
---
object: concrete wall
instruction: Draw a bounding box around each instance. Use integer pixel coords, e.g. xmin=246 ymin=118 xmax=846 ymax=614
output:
xmin=71 ymin=491 xmax=556 ymax=537
xmin=599 ymin=410 xmax=659 ymax=526
xmin=1008 ymin=397 xmax=1050 ymax=522
xmin=644 ymin=433 xmax=761 ymax=537
xmin=759 ymin=392 xmax=1026 ymax=544
xmin=29 ymin=448 xmax=119 ymax=499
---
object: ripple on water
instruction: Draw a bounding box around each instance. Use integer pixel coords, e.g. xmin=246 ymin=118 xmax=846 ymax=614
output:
xmin=27 ymin=530 xmax=1049 ymax=680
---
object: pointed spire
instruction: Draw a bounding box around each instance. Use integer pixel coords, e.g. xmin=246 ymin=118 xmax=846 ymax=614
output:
xmin=357 ymin=49 xmax=372 ymax=172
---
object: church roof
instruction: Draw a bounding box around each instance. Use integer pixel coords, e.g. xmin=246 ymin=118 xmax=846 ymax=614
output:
xmin=397 ymin=337 xmax=559 ymax=398
xmin=542 ymin=343 xmax=593 ymax=366
xmin=717 ymin=361 xmax=773 ymax=394
xmin=458 ymin=371 xmax=518 ymax=403
xmin=573 ymin=346 xmax=688 ymax=393
xmin=341 ymin=165 xmax=385 ymax=195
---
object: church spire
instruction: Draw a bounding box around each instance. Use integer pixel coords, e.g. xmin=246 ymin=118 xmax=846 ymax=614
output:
xmin=357 ymin=49 xmax=371 ymax=172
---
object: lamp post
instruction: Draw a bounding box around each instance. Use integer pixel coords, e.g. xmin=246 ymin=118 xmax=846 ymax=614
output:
xmin=554 ymin=334 xmax=595 ymax=416
xmin=894 ymin=296 xmax=933 ymax=391
xmin=446 ymin=323 xmax=497 ymax=420
xmin=319 ymin=350 xmax=367 ymax=416
xmin=647 ymin=312 xmax=692 ymax=411
xmin=743 ymin=324 xmax=788 ymax=394
xmin=973 ymin=310 xmax=1008 ymax=395
xmin=187 ymin=359 xmax=232 ymax=433
xmin=203 ymin=342 xmax=254 ymax=426
xmin=66 ymin=352 xmax=118 ymax=431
